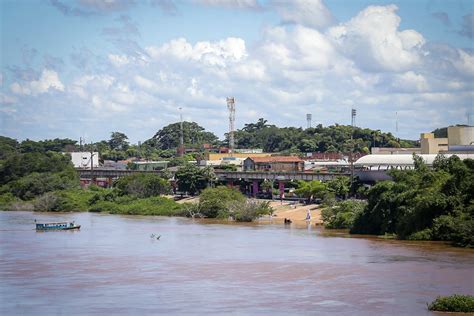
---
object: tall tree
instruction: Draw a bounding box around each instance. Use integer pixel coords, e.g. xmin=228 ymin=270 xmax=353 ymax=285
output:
xmin=151 ymin=121 xmax=218 ymax=150
xmin=108 ymin=132 xmax=129 ymax=151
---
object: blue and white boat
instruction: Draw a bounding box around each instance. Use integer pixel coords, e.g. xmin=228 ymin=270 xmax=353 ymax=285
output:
xmin=35 ymin=221 xmax=81 ymax=231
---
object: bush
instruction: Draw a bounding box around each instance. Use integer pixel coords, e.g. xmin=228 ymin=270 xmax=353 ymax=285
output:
xmin=321 ymin=200 xmax=367 ymax=229
xmin=114 ymin=174 xmax=171 ymax=198
xmin=33 ymin=192 xmax=62 ymax=211
xmin=428 ymin=295 xmax=474 ymax=313
xmin=407 ymin=228 xmax=432 ymax=240
xmin=198 ymin=186 xmax=245 ymax=218
xmin=229 ymin=199 xmax=273 ymax=222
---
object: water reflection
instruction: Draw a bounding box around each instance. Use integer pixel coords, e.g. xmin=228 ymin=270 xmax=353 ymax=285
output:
xmin=0 ymin=211 xmax=472 ymax=315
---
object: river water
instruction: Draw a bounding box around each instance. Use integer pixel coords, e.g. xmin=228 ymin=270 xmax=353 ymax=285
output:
xmin=0 ymin=211 xmax=472 ymax=315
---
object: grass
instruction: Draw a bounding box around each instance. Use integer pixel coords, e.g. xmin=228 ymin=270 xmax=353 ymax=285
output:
xmin=428 ymin=295 xmax=474 ymax=313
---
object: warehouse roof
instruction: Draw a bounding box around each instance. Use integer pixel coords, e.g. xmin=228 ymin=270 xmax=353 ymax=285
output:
xmin=354 ymin=154 xmax=472 ymax=166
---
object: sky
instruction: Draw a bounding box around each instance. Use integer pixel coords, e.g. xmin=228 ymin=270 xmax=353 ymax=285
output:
xmin=0 ymin=0 xmax=473 ymax=143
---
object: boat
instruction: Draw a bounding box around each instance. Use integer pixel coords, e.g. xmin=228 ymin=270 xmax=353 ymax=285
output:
xmin=35 ymin=221 xmax=81 ymax=231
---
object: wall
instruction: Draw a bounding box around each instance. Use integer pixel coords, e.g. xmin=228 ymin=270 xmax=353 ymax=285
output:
xmin=70 ymin=152 xmax=99 ymax=168
xmin=448 ymin=126 xmax=474 ymax=146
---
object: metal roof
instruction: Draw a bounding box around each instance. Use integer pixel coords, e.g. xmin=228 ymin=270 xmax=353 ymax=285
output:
xmin=354 ymin=154 xmax=472 ymax=166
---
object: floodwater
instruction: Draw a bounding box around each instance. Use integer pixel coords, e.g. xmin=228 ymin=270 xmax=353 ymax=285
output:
xmin=0 ymin=212 xmax=473 ymax=315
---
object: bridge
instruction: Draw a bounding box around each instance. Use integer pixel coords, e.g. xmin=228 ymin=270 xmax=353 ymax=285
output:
xmin=77 ymin=169 xmax=349 ymax=182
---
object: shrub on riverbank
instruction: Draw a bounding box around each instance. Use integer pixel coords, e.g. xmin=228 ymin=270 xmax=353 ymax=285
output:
xmin=350 ymin=155 xmax=474 ymax=247
xmin=321 ymin=200 xmax=367 ymax=229
xmin=428 ymin=295 xmax=474 ymax=313
xmin=184 ymin=186 xmax=273 ymax=221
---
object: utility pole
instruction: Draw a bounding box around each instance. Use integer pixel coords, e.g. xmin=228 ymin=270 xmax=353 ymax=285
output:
xmin=179 ymin=107 xmax=184 ymax=157
xmin=227 ymin=97 xmax=235 ymax=157
xmin=350 ymin=108 xmax=356 ymax=197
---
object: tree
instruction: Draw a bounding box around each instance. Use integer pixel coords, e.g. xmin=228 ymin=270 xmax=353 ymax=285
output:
xmin=114 ymin=174 xmax=171 ymax=198
xmin=175 ymin=164 xmax=214 ymax=195
xmin=198 ymin=186 xmax=245 ymax=218
xmin=326 ymin=176 xmax=350 ymax=199
xmin=108 ymin=132 xmax=129 ymax=151
xmin=294 ymin=180 xmax=328 ymax=202
xmin=151 ymin=121 xmax=218 ymax=150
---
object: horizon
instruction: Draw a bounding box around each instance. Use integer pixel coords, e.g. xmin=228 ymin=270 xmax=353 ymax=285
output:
xmin=1 ymin=0 xmax=473 ymax=143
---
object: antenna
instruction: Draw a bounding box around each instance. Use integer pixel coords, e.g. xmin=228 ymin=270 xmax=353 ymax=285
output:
xmin=179 ymin=107 xmax=184 ymax=157
xmin=227 ymin=97 xmax=236 ymax=156
xmin=306 ymin=113 xmax=312 ymax=129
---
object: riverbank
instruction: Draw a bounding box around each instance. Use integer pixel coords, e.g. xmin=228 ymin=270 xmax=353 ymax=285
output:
xmin=174 ymin=196 xmax=323 ymax=224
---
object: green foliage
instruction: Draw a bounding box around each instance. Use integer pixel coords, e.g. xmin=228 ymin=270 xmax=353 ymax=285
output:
xmin=233 ymin=119 xmax=417 ymax=153
xmin=175 ymin=164 xmax=215 ymax=195
xmin=351 ymin=155 xmax=474 ymax=247
xmin=151 ymin=121 xmax=219 ymax=150
xmin=321 ymin=200 xmax=367 ymax=229
xmin=294 ymin=180 xmax=327 ymax=201
xmin=198 ymin=186 xmax=245 ymax=218
xmin=0 ymin=151 xmax=76 ymax=185
xmin=428 ymin=295 xmax=474 ymax=313
xmin=326 ymin=176 xmax=350 ymax=198
xmin=108 ymin=132 xmax=129 ymax=151
xmin=114 ymin=174 xmax=171 ymax=198
xmin=229 ymin=199 xmax=273 ymax=222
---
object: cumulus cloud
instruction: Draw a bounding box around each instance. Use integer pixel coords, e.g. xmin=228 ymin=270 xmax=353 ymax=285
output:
xmin=10 ymin=69 xmax=64 ymax=96
xmin=328 ymin=5 xmax=425 ymax=72
xmin=146 ymin=37 xmax=247 ymax=67
xmin=275 ymin=0 xmax=334 ymax=29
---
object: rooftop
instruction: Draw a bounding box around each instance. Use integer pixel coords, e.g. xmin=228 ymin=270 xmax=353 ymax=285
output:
xmin=248 ymin=156 xmax=304 ymax=163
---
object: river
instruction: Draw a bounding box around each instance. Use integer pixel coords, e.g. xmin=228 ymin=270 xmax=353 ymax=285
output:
xmin=0 ymin=211 xmax=472 ymax=315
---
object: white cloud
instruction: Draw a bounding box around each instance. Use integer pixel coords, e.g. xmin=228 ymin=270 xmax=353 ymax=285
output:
xmin=146 ymin=37 xmax=247 ymax=67
xmin=275 ymin=0 xmax=334 ymax=29
xmin=391 ymin=71 xmax=429 ymax=93
xmin=328 ymin=5 xmax=425 ymax=72
xmin=10 ymin=69 xmax=64 ymax=96
xmin=108 ymin=54 xmax=130 ymax=67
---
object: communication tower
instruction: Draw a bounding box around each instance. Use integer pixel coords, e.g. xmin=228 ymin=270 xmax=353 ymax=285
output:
xmin=227 ymin=97 xmax=236 ymax=156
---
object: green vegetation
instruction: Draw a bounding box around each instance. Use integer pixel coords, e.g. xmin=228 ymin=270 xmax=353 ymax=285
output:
xmin=175 ymin=164 xmax=215 ymax=195
xmin=321 ymin=200 xmax=367 ymax=229
xmin=350 ymin=155 xmax=474 ymax=247
xmin=185 ymin=186 xmax=273 ymax=221
xmin=114 ymin=174 xmax=171 ymax=198
xmin=233 ymin=118 xmax=416 ymax=153
xmin=294 ymin=180 xmax=327 ymax=203
xmin=428 ymin=295 xmax=474 ymax=313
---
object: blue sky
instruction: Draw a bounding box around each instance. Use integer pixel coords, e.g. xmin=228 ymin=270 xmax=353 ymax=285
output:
xmin=1 ymin=0 xmax=473 ymax=143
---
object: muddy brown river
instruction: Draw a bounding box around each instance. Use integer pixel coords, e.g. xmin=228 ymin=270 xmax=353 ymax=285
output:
xmin=0 ymin=211 xmax=473 ymax=315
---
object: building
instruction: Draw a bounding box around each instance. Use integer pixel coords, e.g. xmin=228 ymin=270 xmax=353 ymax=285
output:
xmin=371 ymin=147 xmax=421 ymax=155
xmin=420 ymin=125 xmax=473 ymax=154
xmin=420 ymin=133 xmax=448 ymax=154
xmin=243 ymin=156 xmax=304 ymax=172
xmin=354 ymin=153 xmax=472 ymax=182
xmin=70 ymin=152 xmax=99 ymax=169
xmin=205 ymin=152 xmax=272 ymax=161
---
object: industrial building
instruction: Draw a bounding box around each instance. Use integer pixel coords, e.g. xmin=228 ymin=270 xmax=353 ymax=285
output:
xmin=421 ymin=125 xmax=473 ymax=154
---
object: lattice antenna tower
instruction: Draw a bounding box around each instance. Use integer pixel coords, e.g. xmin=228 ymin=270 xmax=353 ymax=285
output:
xmin=306 ymin=113 xmax=312 ymax=129
xmin=227 ymin=97 xmax=235 ymax=156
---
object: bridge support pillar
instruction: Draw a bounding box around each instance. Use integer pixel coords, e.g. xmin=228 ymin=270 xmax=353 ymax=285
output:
xmin=278 ymin=181 xmax=285 ymax=199
xmin=107 ymin=177 xmax=113 ymax=188
xmin=227 ymin=180 xmax=234 ymax=188
xmin=252 ymin=180 xmax=259 ymax=198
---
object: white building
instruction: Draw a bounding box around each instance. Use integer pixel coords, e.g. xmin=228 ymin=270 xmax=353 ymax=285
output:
xmin=70 ymin=152 xmax=99 ymax=169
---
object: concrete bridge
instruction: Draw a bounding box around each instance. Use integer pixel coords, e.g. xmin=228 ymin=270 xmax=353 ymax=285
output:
xmin=77 ymin=168 xmax=349 ymax=181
